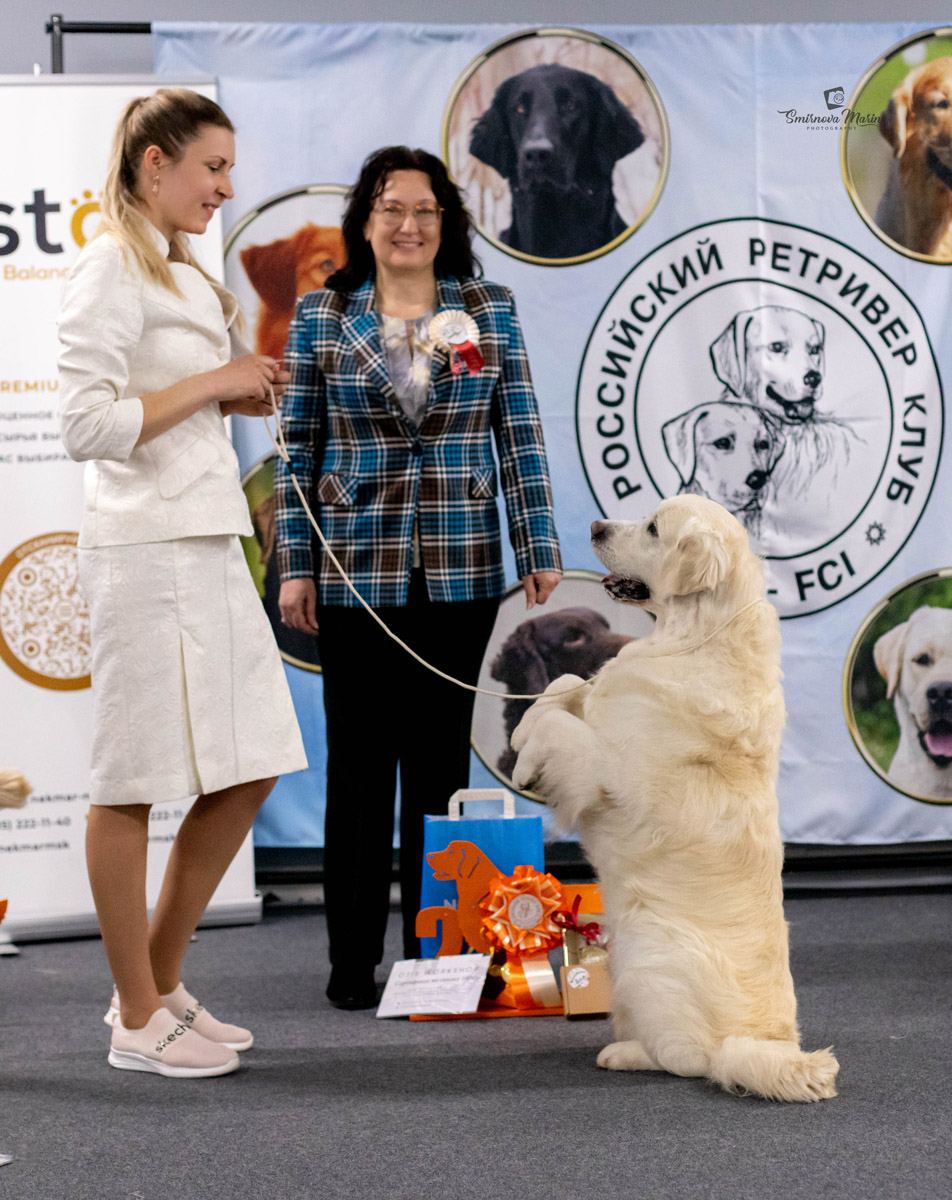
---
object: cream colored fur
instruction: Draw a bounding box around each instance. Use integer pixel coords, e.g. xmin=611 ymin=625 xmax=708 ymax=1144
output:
xmin=511 ymin=495 xmax=838 ymax=1102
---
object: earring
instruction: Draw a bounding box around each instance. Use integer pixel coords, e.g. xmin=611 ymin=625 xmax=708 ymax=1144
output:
xmin=152 ymin=173 xmax=159 ymax=196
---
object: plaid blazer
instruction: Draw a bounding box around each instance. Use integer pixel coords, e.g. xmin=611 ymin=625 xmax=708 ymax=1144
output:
xmin=275 ymin=274 xmax=562 ymax=607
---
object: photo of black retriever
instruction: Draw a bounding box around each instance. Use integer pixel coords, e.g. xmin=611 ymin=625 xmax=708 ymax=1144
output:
xmin=490 ymin=606 xmax=632 ymax=778
xmin=469 ymin=64 xmax=645 ymax=259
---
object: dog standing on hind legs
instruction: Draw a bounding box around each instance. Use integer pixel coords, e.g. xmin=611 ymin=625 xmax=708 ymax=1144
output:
xmin=511 ymin=495 xmax=838 ymax=1101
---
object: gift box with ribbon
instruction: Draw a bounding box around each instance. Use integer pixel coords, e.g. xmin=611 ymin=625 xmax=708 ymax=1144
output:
xmin=555 ymin=885 xmax=611 ymax=1020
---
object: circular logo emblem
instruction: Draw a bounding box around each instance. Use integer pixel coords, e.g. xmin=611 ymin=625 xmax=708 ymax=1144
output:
xmin=566 ymin=966 xmax=591 ymax=989
xmin=577 ymin=217 xmax=943 ymax=617
xmin=0 ymin=532 xmax=90 ymax=690
xmin=507 ymin=893 xmax=545 ymax=930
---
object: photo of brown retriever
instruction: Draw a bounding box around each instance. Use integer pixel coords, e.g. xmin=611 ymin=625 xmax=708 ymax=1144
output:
xmin=469 ymin=64 xmax=645 ymax=258
xmin=240 ymin=223 xmax=346 ymax=360
xmin=875 ymin=56 xmax=952 ymax=258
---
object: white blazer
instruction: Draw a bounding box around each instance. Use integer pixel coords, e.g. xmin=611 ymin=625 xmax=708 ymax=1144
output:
xmin=58 ymin=223 xmax=252 ymax=548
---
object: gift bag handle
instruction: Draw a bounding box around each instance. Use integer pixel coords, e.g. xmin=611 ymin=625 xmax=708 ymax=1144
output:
xmin=447 ymin=788 xmax=516 ymax=820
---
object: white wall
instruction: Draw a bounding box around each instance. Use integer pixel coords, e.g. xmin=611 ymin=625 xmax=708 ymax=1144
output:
xmin=3 ymin=0 xmax=948 ymax=76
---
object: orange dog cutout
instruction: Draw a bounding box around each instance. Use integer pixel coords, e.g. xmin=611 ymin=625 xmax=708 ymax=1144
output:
xmin=240 ymin=223 xmax=346 ymax=360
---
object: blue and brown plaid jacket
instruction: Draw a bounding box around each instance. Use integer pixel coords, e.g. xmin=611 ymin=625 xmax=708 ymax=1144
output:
xmin=274 ymin=274 xmax=562 ymax=607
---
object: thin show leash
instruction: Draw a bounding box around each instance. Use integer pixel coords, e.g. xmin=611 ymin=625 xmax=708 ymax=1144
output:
xmin=260 ymin=391 xmax=768 ymax=699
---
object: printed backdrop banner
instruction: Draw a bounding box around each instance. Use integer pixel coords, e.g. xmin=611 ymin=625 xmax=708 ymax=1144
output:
xmin=0 ymin=78 xmax=258 ymax=939
xmin=150 ymin=20 xmax=952 ymax=848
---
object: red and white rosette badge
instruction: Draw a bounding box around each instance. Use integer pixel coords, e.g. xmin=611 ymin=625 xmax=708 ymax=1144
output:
xmin=429 ymin=310 xmax=484 ymax=376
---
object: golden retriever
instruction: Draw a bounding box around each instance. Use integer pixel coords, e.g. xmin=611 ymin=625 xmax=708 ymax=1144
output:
xmin=875 ymin=56 xmax=952 ymax=258
xmin=874 ymin=604 xmax=952 ymax=799
xmin=511 ymin=494 xmax=838 ymax=1101
xmin=240 ymin=223 xmax=346 ymax=361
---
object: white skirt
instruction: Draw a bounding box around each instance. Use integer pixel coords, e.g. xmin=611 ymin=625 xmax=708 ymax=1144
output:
xmin=79 ymin=535 xmax=308 ymax=806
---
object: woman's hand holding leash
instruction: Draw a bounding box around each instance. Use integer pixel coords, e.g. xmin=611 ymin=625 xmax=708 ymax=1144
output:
xmin=218 ymin=355 xmax=289 ymax=416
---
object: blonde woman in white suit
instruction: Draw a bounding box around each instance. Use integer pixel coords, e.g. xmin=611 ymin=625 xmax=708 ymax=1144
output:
xmin=58 ymin=89 xmax=307 ymax=1078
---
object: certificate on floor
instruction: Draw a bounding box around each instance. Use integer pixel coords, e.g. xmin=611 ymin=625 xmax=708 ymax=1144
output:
xmin=376 ymin=955 xmax=491 ymax=1018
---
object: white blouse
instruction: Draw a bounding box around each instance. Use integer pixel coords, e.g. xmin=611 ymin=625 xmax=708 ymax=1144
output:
xmin=58 ymin=222 xmax=252 ymax=548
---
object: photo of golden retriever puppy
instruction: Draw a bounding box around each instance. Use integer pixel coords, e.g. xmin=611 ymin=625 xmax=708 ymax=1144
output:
xmin=511 ymin=495 xmax=838 ymax=1101
xmin=875 ymin=56 xmax=952 ymax=258
xmin=240 ymin=223 xmax=346 ymax=361
xmin=874 ymin=605 xmax=952 ymax=799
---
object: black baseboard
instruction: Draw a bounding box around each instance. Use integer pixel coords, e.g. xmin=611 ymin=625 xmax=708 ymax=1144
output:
xmin=255 ymin=840 xmax=952 ymax=889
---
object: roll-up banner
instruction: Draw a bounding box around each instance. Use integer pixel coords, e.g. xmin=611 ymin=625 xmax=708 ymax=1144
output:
xmin=0 ymin=77 xmax=259 ymax=941
xmin=153 ymin=21 xmax=952 ymax=850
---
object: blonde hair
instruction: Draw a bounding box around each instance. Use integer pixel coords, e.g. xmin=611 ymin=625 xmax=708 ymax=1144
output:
xmin=97 ymin=88 xmax=234 ymax=297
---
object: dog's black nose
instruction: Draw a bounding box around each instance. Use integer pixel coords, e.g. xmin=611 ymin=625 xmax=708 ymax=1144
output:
xmin=803 ymin=370 xmax=822 ymax=389
xmin=927 ymin=681 xmax=952 ymax=711
xmin=746 ymin=470 xmax=768 ymax=491
xmin=591 ymin=520 xmax=608 ymax=541
xmin=522 ymin=139 xmax=554 ymax=169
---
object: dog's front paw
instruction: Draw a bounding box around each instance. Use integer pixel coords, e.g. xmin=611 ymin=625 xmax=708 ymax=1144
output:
xmin=511 ymin=739 xmax=544 ymax=794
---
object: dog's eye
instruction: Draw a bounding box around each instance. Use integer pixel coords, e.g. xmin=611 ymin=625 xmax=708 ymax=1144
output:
xmin=754 ymin=439 xmax=770 ymax=452
xmin=808 ymin=343 xmax=821 ymax=356
xmin=319 ymin=258 xmax=337 ymax=273
xmin=913 ymin=653 xmax=935 ymax=667
xmin=713 ymin=437 xmax=733 ymax=451
xmin=933 ymin=98 xmax=951 ymax=109
xmin=647 ymin=520 xmax=658 ymax=537
xmin=768 ymin=341 xmax=788 ymax=354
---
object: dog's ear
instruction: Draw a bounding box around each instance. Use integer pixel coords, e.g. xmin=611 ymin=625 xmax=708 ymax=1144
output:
xmin=240 ymin=236 xmax=300 ymax=310
xmin=662 ymin=408 xmax=706 ymax=485
xmin=879 ymin=78 xmax=913 ymax=158
xmin=490 ymin=620 xmax=550 ymax=694
xmin=710 ymin=315 xmax=745 ymax=397
xmin=663 ymin=518 xmax=732 ymax=596
xmin=470 ymin=78 xmax=517 ymax=179
xmin=873 ymin=620 xmax=909 ymax=699
xmin=587 ymin=76 xmax=645 ymax=176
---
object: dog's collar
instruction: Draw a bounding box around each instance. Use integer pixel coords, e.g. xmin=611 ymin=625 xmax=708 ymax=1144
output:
xmin=639 ymin=598 xmax=770 ymax=658
xmin=927 ymin=148 xmax=952 ymax=192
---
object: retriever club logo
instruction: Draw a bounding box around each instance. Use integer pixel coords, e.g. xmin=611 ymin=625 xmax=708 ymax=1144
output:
xmin=576 ymin=217 xmax=943 ymax=618
xmin=0 ymin=532 xmax=90 ymax=689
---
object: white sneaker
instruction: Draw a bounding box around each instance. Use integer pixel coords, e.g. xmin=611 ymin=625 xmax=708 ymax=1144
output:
xmin=108 ymin=1007 xmax=239 ymax=1078
xmin=105 ymin=984 xmax=254 ymax=1051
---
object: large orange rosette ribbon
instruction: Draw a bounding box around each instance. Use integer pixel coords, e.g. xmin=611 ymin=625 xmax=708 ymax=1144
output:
xmin=478 ymin=866 xmax=565 ymax=1010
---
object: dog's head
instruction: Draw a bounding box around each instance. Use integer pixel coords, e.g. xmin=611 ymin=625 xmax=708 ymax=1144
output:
xmin=591 ymin=495 xmax=753 ymax=616
xmin=874 ymin=605 xmax=952 ymax=769
xmin=710 ymin=306 xmax=825 ymax=424
xmin=469 ymin=64 xmax=644 ymax=192
xmin=491 ymin=606 xmax=632 ymax=695
xmin=662 ymin=401 xmax=784 ymax=516
xmin=240 ymin=223 xmax=346 ymax=313
xmin=879 ymin=56 xmax=952 ymax=170
xmin=427 ymin=841 xmax=484 ymax=881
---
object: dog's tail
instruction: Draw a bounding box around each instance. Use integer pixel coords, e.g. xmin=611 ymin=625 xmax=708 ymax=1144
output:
xmin=708 ymin=1036 xmax=838 ymax=1102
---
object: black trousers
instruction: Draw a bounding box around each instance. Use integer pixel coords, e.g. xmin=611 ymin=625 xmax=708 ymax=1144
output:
xmin=317 ymin=571 xmax=500 ymax=967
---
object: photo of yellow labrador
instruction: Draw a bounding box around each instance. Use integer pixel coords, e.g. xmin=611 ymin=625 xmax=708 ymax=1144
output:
xmin=511 ymin=495 xmax=838 ymax=1101
xmin=874 ymin=604 xmax=952 ymax=799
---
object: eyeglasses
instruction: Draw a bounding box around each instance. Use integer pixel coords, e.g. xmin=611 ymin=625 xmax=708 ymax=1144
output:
xmin=372 ymin=201 xmax=443 ymax=228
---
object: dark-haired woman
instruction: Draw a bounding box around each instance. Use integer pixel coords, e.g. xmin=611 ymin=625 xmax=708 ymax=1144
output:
xmin=276 ymin=147 xmax=562 ymax=1008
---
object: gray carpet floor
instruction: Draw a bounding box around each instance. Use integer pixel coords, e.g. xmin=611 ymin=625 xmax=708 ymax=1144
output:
xmin=1 ymin=890 xmax=951 ymax=1200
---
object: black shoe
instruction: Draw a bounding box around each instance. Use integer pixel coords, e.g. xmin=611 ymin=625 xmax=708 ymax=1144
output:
xmin=326 ymin=967 xmax=379 ymax=1011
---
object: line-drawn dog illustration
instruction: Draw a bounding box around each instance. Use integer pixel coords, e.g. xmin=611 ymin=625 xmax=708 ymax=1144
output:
xmin=710 ymin=305 xmax=856 ymax=502
xmin=490 ymin=607 xmax=632 ymax=779
xmin=875 ymin=56 xmax=952 ymax=259
xmin=873 ymin=604 xmax=952 ymax=799
xmin=469 ymin=64 xmax=644 ymax=258
xmin=240 ymin=223 xmax=346 ymax=360
xmin=661 ymin=401 xmax=784 ymax=536
xmin=511 ymin=495 xmax=838 ymax=1101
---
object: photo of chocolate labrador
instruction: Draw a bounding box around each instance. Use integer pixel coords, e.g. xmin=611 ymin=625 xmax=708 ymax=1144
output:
xmin=710 ymin=305 xmax=857 ymax=504
xmin=511 ymin=495 xmax=838 ymax=1101
xmin=875 ymin=56 xmax=952 ymax=259
xmin=240 ymin=223 xmax=346 ymax=361
xmin=490 ymin=606 xmax=632 ymax=778
xmin=874 ymin=604 xmax=952 ymax=799
xmin=662 ymin=401 xmax=784 ymax=536
xmin=469 ymin=64 xmax=645 ymax=258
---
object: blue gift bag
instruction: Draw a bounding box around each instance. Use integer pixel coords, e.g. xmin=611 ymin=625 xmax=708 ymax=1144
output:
xmin=419 ymin=789 xmax=544 ymax=958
